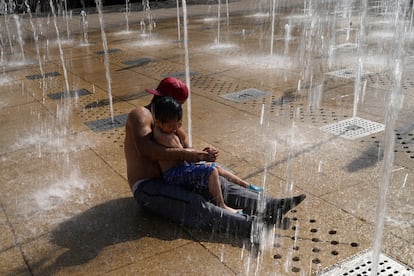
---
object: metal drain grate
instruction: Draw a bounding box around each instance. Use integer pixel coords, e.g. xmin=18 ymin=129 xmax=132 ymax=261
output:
xmin=47 ymin=88 xmax=92 ymax=100
xmin=84 ymin=113 xmax=128 ymax=132
xmin=318 ymin=250 xmax=413 ymax=276
xmin=95 ymin=48 xmax=121 ymax=55
xmin=161 ymin=71 xmax=198 ymax=78
xmin=233 ymin=29 xmax=253 ymax=36
xmin=221 ymin=88 xmax=271 ymax=103
xmin=325 ymin=68 xmax=371 ymax=79
xmin=332 ymin=42 xmax=358 ymax=50
xmin=122 ymin=57 xmax=153 ymax=67
xmin=367 ymin=73 xmax=414 ymax=90
xmin=25 ymin=71 xmax=60 ymax=80
xmin=337 ymin=28 xmax=358 ymax=33
xmin=320 ymin=117 xmax=385 ymax=139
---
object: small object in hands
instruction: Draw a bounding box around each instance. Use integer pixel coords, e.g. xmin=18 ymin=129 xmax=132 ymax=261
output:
xmin=248 ymin=183 xmax=264 ymax=192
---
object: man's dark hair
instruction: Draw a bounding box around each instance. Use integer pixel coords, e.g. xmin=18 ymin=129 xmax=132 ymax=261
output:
xmin=153 ymin=96 xmax=183 ymax=123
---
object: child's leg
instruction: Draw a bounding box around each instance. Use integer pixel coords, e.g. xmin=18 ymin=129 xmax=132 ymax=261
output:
xmin=208 ymin=168 xmax=240 ymax=213
xmin=216 ymin=166 xmax=249 ymax=188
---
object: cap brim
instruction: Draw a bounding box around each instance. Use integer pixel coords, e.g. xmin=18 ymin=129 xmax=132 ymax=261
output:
xmin=145 ymin=89 xmax=161 ymax=96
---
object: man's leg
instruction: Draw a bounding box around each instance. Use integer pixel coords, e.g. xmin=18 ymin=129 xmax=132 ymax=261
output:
xmin=220 ymin=176 xmax=262 ymax=214
xmin=134 ymin=178 xmax=253 ymax=236
xmin=220 ymin=177 xmax=306 ymax=222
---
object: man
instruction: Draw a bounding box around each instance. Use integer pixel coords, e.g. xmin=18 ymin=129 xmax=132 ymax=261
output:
xmin=124 ymin=77 xmax=305 ymax=237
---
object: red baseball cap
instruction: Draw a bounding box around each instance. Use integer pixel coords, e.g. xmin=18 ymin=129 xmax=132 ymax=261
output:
xmin=145 ymin=77 xmax=188 ymax=102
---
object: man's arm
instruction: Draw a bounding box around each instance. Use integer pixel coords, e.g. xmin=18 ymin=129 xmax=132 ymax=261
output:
xmin=127 ymin=107 xmax=216 ymax=162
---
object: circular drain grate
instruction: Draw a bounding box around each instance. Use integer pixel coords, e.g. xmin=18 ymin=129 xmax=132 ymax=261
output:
xmin=395 ymin=132 xmax=414 ymax=159
xmin=367 ymin=72 xmax=414 ymax=91
xmin=325 ymin=68 xmax=371 ymax=79
xmin=102 ymin=128 xmax=125 ymax=148
xmin=271 ymin=214 xmax=363 ymax=275
xmin=292 ymin=105 xmax=342 ymax=125
xmin=359 ymin=131 xmax=414 ymax=160
xmin=191 ymin=75 xmax=245 ymax=97
xmin=221 ymin=88 xmax=272 ymax=103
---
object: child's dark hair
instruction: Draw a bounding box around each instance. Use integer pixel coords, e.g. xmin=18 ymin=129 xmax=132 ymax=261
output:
xmin=153 ymin=96 xmax=183 ymax=123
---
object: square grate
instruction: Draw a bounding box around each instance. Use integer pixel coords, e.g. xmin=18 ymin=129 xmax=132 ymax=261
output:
xmin=325 ymin=68 xmax=371 ymax=79
xmin=233 ymin=29 xmax=253 ymax=36
xmin=95 ymin=48 xmax=121 ymax=55
xmin=47 ymin=88 xmax=92 ymax=100
xmin=318 ymin=250 xmax=413 ymax=276
xmin=337 ymin=28 xmax=358 ymax=33
xmin=320 ymin=117 xmax=385 ymax=139
xmin=161 ymin=71 xmax=198 ymax=78
xmin=122 ymin=57 xmax=153 ymax=67
xmin=84 ymin=113 xmax=128 ymax=132
xmin=333 ymin=42 xmax=358 ymax=50
xmin=221 ymin=88 xmax=271 ymax=103
xmin=25 ymin=71 xmax=60 ymax=80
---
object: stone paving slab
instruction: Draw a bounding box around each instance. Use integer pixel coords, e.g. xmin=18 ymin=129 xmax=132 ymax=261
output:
xmin=20 ymin=200 xmax=193 ymax=275
xmin=107 ymin=242 xmax=236 ymax=275
xmin=0 ymin=81 xmax=36 ymax=109
xmin=0 ymin=247 xmax=30 ymax=276
xmin=0 ymin=102 xmax=61 ymax=154
xmin=0 ymin=146 xmax=130 ymax=244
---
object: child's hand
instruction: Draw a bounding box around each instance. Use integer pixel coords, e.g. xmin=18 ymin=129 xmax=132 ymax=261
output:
xmin=203 ymin=146 xmax=219 ymax=161
xmin=248 ymin=183 xmax=263 ymax=192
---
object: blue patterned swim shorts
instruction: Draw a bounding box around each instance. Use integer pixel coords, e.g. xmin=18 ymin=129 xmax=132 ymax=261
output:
xmin=163 ymin=162 xmax=217 ymax=190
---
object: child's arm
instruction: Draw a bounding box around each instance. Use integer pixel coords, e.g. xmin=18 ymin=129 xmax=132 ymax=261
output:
xmin=176 ymin=127 xmax=189 ymax=148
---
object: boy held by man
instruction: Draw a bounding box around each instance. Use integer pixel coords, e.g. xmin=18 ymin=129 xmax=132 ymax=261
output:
xmin=152 ymin=96 xmax=263 ymax=214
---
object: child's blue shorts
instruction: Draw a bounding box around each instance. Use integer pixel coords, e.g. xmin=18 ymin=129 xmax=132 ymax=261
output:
xmin=163 ymin=162 xmax=217 ymax=190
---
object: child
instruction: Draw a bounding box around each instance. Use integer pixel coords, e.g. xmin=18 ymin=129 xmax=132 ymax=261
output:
xmin=152 ymin=96 xmax=263 ymax=214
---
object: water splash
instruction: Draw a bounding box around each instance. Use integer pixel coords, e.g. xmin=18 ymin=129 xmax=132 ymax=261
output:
xmin=182 ymin=0 xmax=192 ymax=146
xmin=34 ymin=170 xmax=89 ymax=211
xmin=12 ymin=14 xmax=25 ymax=60
xmin=205 ymin=42 xmax=236 ymax=50
xmin=95 ymin=0 xmax=114 ymax=121
xmin=130 ymin=38 xmax=165 ymax=47
xmin=0 ymin=75 xmax=12 ymax=85
xmin=24 ymin=0 xmax=44 ymax=78
xmin=371 ymin=1 xmax=408 ymax=274
xmin=79 ymin=10 xmax=90 ymax=46
xmin=270 ymin=0 xmax=276 ymax=55
xmin=49 ymin=0 xmax=71 ymax=133
xmin=176 ymin=0 xmax=181 ymax=41
xmin=216 ymin=0 xmax=221 ymax=45
xmin=352 ymin=0 xmax=368 ymax=119
xmin=125 ymin=0 xmax=130 ymax=33
xmin=223 ymin=54 xmax=294 ymax=70
xmin=140 ymin=0 xmax=156 ymax=37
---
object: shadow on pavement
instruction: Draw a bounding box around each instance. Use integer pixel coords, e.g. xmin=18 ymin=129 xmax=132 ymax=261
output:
xmin=28 ymin=197 xmax=263 ymax=275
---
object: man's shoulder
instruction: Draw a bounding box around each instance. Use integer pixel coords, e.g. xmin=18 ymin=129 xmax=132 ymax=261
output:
xmin=128 ymin=105 xmax=151 ymax=118
xmin=126 ymin=105 xmax=153 ymax=130
xmin=130 ymin=105 xmax=149 ymax=113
